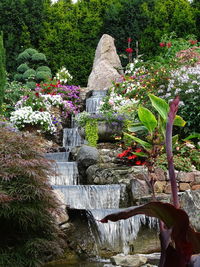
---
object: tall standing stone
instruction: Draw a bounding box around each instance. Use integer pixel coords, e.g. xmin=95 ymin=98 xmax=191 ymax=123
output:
xmin=87 ymin=34 xmax=123 ymax=91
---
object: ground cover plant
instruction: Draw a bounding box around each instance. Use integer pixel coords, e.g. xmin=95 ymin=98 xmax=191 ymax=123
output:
xmin=0 ymin=122 xmax=66 ymax=266
xmin=100 ymin=97 xmax=200 ymax=267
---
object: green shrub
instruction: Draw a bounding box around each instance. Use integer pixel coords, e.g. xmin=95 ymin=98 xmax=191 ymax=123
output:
xmin=13 ymin=73 xmax=23 ymax=82
xmin=0 ymin=125 xmax=66 ymax=266
xmin=17 ymin=63 xmax=29 ymax=73
xmin=23 ymin=68 xmax=36 ymax=80
xmin=26 ymin=81 xmax=36 ymax=90
xmin=17 ymin=51 xmax=30 ymax=63
xmin=32 ymin=53 xmax=47 ymax=63
xmin=24 ymin=48 xmax=38 ymax=56
xmin=36 ymin=71 xmax=51 ymax=82
xmin=36 ymin=66 xmax=51 ymax=73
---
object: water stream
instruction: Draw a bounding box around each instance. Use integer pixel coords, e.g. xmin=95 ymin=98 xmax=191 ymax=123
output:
xmin=46 ymin=90 xmax=158 ymax=260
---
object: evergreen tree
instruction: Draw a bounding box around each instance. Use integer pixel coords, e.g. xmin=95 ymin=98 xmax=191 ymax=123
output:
xmin=0 ymin=31 xmax=6 ymax=114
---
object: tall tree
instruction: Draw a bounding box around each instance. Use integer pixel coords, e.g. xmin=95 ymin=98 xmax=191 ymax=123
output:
xmin=0 ymin=32 xmax=6 ymax=114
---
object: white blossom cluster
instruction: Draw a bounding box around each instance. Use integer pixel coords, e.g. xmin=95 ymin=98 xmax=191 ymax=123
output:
xmin=10 ymin=106 xmax=56 ymax=133
xmin=125 ymin=58 xmax=146 ymax=76
xmin=160 ymin=64 xmax=200 ymax=104
xmin=55 ymin=66 xmax=73 ymax=84
xmin=100 ymin=90 xmax=138 ymax=112
xmin=41 ymin=94 xmax=64 ymax=109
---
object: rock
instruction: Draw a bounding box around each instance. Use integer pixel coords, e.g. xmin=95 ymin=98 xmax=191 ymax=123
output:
xmin=154 ymin=181 xmax=166 ymax=193
xmin=138 ymin=253 xmax=160 ymax=265
xmin=177 ymin=172 xmax=195 ymax=183
xmin=154 ymin=168 xmax=166 ymax=181
xmin=76 ymin=145 xmax=100 ymax=183
xmin=164 ymin=182 xmax=172 ymax=194
xmin=131 ymin=179 xmax=151 ymax=201
xmin=180 ymin=189 xmax=200 ymax=231
xmin=87 ymin=34 xmax=123 ymax=91
xmin=111 ymin=254 xmax=147 ymax=267
xmin=53 ymin=189 xmax=69 ymax=227
xmin=179 ymin=182 xmax=191 ymax=191
xmin=191 ymin=184 xmax=200 ymax=190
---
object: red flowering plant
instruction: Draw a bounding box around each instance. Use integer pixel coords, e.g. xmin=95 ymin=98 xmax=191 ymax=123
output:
xmin=100 ymin=96 xmax=200 ymax=267
xmin=158 ymin=32 xmax=199 ymax=64
xmin=119 ymin=94 xmax=186 ymax=183
xmin=116 ymin=146 xmax=147 ymax=166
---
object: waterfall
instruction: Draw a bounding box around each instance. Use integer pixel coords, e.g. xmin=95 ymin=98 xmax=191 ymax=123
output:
xmin=50 ymin=162 xmax=79 ymax=185
xmin=53 ymin=184 xmax=126 ymax=209
xmin=45 ymin=151 xmax=70 ymax=162
xmin=63 ymin=127 xmax=83 ymax=147
xmin=86 ymin=90 xmax=107 ymax=114
xmin=90 ymin=209 xmax=158 ymax=255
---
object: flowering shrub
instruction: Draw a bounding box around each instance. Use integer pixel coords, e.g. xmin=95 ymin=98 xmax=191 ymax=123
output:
xmin=10 ymin=106 xmax=56 ymax=134
xmin=55 ymin=66 xmax=73 ymax=84
xmin=116 ymin=147 xmax=146 ymax=166
xmin=157 ymin=64 xmax=200 ymax=135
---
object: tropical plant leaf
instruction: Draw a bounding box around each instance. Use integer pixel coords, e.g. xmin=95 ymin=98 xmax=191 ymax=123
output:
xmin=100 ymin=201 xmax=200 ymax=265
xmin=183 ymin=133 xmax=200 ymax=141
xmin=172 ymin=134 xmax=179 ymax=145
xmin=124 ymin=132 xmax=152 ymax=149
xmin=149 ymin=94 xmax=169 ymax=120
xmin=131 ymin=152 xmax=148 ymax=157
xmin=174 ymin=115 xmax=186 ymax=127
xmin=128 ymin=125 xmax=148 ymax=133
xmin=138 ymin=106 xmax=157 ymax=133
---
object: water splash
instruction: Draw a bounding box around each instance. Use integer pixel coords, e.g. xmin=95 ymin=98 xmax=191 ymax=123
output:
xmin=63 ymin=127 xmax=83 ymax=147
xmin=90 ymin=209 xmax=158 ymax=255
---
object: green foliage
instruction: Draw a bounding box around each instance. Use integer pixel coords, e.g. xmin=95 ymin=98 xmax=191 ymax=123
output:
xmin=36 ymin=65 xmax=51 ymax=73
xmin=85 ymin=119 xmax=98 ymax=147
xmin=36 ymin=70 xmax=52 ymax=82
xmin=31 ymin=52 xmax=47 ymax=63
xmin=0 ymin=32 xmax=6 ymax=114
xmin=23 ymin=68 xmax=36 ymax=80
xmin=17 ymin=51 xmax=31 ymax=63
xmin=17 ymin=63 xmax=29 ymax=73
xmin=3 ymin=80 xmax=31 ymax=117
xmin=15 ymin=47 xmax=51 ymax=88
xmin=0 ymin=126 xmax=65 ymax=266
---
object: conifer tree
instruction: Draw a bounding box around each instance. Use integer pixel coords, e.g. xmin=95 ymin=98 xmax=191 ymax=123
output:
xmin=0 ymin=31 xmax=6 ymax=114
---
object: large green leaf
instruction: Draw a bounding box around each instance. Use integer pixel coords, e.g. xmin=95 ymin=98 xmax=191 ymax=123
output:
xmin=124 ymin=132 xmax=152 ymax=149
xmin=128 ymin=125 xmax=148 ymax=133
xmin=149 ymin=94 xmax=169 ymax=120
xmin=138 ymin=106 xmax=157 ymax=133
xmin=183 ymin=133 xmax=200 ymax=141
xmin=174 ymin=115 xmax=186 ymax=127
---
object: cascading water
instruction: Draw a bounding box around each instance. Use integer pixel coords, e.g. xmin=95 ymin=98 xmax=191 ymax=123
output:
xmin=47 ymin=89 xmax=158 ymax=258
xmin=86 ymin=90 xmax=107 ymax=114
xmin=53 ymin=184 xmax=126 ymax=209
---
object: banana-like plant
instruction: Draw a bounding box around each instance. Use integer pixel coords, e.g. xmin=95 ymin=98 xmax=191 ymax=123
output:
xmin=124 ymin=94 xmax=186 ymax=182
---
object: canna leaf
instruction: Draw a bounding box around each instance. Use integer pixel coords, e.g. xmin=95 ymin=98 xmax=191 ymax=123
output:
xmin=124 ymin=132 xmax=152 ymax=149
xmin=183 ymin=133 xmax=200 ymax=141
xmin=149 ymin=94 xmax=169 ymax=121
xmin=138 ymin=106 xmax=157 ymax=133
xmin=128 ymin=125 xmax=148 ymax=133
xmin=174 ymin=115 xmax=186 ymax=127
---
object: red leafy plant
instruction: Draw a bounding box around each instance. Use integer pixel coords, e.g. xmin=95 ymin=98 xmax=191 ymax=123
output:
xmin=117 ymin=147 xmax=146 ymax=166
xmin=100 ymin=97 xmax=200 ymax=267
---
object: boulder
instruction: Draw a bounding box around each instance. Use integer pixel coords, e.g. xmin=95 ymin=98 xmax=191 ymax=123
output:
xmin=180 ymin=189 xmax=200 ymax=231
xmin=87 ymin=34 xmax=123 ymax=91
xmin=131 ymin=179 xmax=151 ymax=202
xmin=111 ymin=254 xmax=147 ymax=267
xmin=76 ymin=145 xmax=100 ymax=183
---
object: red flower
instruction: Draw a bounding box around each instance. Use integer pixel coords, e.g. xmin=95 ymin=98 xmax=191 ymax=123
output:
xmin=127 ymin=37 xmax=132 ymax=43
xmin=135 ymin=161 xmax=142 ymax=165
xmin=128 ymin=155 xmax=137 ymax=160
xmin=125 ymin=48 xmax=133 ymax=53
xmin=135 ymin=148 xmax=142 ymax=153
xmin=166 ymin=42 xmax=172 ymax=48
xmin=159 ymin=42 xmax=165 ymax=47
xmin=35 ymin=92 xmax=39 ymax=98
